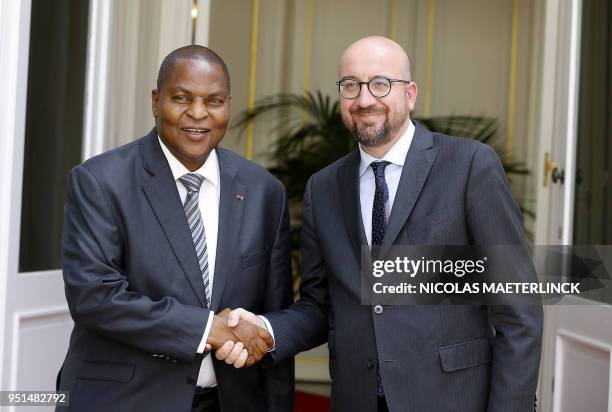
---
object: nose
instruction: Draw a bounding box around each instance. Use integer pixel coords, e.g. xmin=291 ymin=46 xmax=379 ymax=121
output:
xmin=187 ymin=98 xmax=208 ymax=120
xmin=355 ymin=84 xmax=377 ymax=108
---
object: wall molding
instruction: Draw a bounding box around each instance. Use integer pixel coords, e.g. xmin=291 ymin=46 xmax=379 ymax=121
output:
xmin=553 ymin=328 xmax=612 ymax=410
xmin=423 ymin=0 xmax=436 ymax=117
xmin=245 ymin=0 xmax=260 ymax=160
xmin=302 ymin=0 xmax=314 ymax=95
xmin=388 ymin=0 xmax=398 ymax=41
xmin=9 ymin=305 xmax=70 ymax=392
xmin=194 ymin=0 xmax=211 ymax=46
xmin=506 ymin=0 xmax=521 ymax=159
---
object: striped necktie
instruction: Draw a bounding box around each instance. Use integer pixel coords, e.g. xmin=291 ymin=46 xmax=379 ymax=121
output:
xmin=179 ymin=173 xmax=210 ymax=307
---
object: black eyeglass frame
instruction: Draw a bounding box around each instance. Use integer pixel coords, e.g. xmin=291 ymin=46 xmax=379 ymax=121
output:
xmin=335 ymin=77 xmax=412 ymax=99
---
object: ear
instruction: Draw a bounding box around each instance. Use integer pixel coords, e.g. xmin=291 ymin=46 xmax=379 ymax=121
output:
xmin=152 ymin=89 xmax=160 ymax=117
xmin=406 ymin=82 xmax=418 ymax=112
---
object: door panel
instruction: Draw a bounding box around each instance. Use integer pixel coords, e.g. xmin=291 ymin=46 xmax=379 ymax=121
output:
xmin=555 ymin=331 xmax=610 ymax=411
xmin=13 ymin=308 xmax=73 ymax=392
xmin=538 ymin=0 xmax=612 ymax=411
xmin=0 ymin=1 xmax=88 ymax=409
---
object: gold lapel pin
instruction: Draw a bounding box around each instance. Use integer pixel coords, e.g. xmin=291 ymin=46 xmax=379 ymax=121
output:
xmin=236 ymin=193 xmax=245 ymax=201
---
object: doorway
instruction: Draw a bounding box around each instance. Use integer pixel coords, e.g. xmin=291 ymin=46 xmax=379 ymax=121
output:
xmin=537 ymin=0 xmax=612 ymax=410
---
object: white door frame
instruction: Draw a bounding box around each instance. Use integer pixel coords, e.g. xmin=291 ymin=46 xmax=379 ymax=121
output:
xmin=535 ymin=0 xmax=612 ymax=410
xmin=82 ymin=0 xmax=113 ymax=160
xmin=0 ymin=0 xmax=34 ymax=391
xmin=534 ymin=0 xmax=582 ymax=247
xmin=0 ymin=0 xmax=78 ymax=399
xmin=535 ymin=0 xmax=583 ymax=408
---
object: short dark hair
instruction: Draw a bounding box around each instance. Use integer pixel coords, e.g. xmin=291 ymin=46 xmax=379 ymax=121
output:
xmin=156 ymin=45 xmax=230 ymax=92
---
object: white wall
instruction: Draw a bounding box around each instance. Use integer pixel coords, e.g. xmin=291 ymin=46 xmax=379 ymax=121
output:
xmin=208 ymin=0 xmax=536 ymax=170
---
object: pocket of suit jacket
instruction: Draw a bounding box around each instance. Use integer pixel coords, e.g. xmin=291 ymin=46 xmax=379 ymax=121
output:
xmin=77 ymin=360 xmax=135 ymax=382
xmin=438 ymin=337 xmax=492 ymax=372
xmin=240 ymin=248 xmax=269 ymax=269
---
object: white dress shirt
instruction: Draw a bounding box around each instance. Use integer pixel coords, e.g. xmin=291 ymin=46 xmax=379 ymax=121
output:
xmin=158 ymin=137 xmax=219 ymax=388
xmin=358 ymin=121 xmax=415 ymax=247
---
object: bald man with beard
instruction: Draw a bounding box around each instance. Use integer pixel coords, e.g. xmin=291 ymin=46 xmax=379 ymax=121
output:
xmin=220 ymin=37 xmax=543 ymax=412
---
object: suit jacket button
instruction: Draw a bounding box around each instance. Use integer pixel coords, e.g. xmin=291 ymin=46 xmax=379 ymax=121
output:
xmin=374 ymin=305 xmax=383 ymax=315
xmin=187 ymin=377 xmax=196 ymax=384
xmin=367 ymin=359 xmax=375 ymax=369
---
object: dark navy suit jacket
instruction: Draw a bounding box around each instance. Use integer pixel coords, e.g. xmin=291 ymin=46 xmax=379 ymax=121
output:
xmin=58 ymin=130 xmax=294 ymax=412
xmin=266 ymin=122 xmax=543 ymax=412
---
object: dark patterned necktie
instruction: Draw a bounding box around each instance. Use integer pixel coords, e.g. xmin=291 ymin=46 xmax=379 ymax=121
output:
xmin=371 ymin=161 xmax=390 ymax=247
xmin=179 ymin=173 xmax=210 ymax=307
xmin=370 ymin=160 xmax=390 ymax=398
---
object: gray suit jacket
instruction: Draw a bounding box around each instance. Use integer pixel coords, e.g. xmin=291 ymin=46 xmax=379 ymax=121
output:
xmin=58 ymin=130 xmax=294 ymax=412
xmin=266 ymin=122 xmax=543 ymax=412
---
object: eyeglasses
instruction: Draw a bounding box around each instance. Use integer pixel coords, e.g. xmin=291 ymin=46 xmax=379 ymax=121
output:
xmin=336 ymin=77 xmax=411 ymax=99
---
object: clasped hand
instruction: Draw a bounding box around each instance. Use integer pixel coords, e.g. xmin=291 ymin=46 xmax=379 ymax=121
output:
xmin=206 ymin=308 xmax=271 ymax=368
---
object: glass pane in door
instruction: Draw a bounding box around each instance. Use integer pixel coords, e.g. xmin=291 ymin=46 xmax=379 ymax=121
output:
xmin=19 ymin=0 xmax=90 ymax=272
xmin=572 ymin=0 xmax=611 ymax=304
xmin=573 ymin=0 xmax=611 ymax=245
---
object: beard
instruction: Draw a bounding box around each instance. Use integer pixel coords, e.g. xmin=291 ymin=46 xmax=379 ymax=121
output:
xmin=348 ymin=107 xmax=407 ymax=147
xmin=352 ymin=121 xmax=390 ymax=147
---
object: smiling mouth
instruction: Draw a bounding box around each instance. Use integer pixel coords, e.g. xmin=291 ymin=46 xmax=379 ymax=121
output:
xmin=353 ymin=113 xmax=384 ymax=125
xmin=354 ymin=111 xmax=384 ymax=116
xmin=180 ymin=127 xmax=211 ymax=140
xmin=181 ymin=127 xmax=210 ymax=134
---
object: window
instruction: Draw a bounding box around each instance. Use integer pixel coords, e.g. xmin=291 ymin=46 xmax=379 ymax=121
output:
xmin=19 ymin=0 xmax=90 ymax=272
xmin=573 ymin=0 xmax=611 ymax=245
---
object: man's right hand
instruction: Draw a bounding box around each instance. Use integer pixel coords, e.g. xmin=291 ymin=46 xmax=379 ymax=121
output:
xmin=207 ymin=311 xmax=273 ymax=367
xmin=214 ymin=308 xmax=270 ymax=368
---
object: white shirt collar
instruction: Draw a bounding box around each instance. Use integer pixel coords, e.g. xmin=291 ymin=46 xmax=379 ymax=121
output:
xmin=157 ymin=135 xmax=219 ymax=187
xmin=358 ymin=120 xmax=415 ymax=178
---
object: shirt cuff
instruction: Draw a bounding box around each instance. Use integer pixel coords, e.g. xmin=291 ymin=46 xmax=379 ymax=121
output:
xmin=197 ymin=310 xmax=215 ymax=354
xmin=258 ymin=315 xmax=276 ymax=351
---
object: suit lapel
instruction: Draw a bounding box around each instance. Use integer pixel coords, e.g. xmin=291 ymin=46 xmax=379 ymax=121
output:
xmin=338 ymin=150 xmax=367 ymax=263
xmin=379 ymin=123 xmax=439 ymax=259
xmin=209 ymin=149 xmax=246 ymax=311
xmin=140 ymin=130 xmax=208 ymax=307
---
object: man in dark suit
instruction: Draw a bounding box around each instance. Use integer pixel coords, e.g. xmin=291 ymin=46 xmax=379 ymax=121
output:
xmin=57 ymin=45 xmax=294 ymax=412
xmin=222 ymin=36 xmax=543 ymax=411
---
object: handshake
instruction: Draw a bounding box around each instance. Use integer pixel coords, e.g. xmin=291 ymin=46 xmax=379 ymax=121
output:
xmin=206 ymin=308 xmax=271 ymax=368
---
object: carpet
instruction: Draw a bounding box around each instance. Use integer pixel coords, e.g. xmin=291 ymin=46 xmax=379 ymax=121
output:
xmin=295 ymin=390 xmax=330 ymax=411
